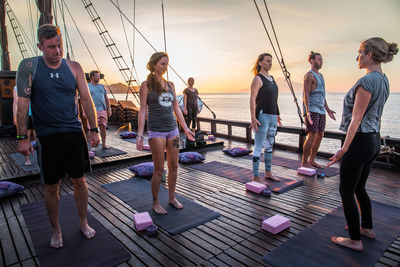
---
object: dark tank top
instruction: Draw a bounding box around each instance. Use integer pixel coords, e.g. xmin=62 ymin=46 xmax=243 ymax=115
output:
xmin=146 ymin=82 xmax=177 ymax=132
xmin=183 ymin=88 xmax=198 ymax=110
xmin=255 ymin=74 xmax=280 ymax=117
xmin=31 ymin=57 xmax=82 ymax=137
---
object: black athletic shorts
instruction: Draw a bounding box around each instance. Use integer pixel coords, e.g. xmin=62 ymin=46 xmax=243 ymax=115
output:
xmin=37 ymin=131 xmax=91 ymax=185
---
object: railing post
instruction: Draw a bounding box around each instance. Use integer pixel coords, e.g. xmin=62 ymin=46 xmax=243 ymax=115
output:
xmin=228 ymin=124 xmax=232 ymax=139
xmin=298 ymin=129 xmax=306 ymax=153
xmin=211 ymin=120 xmax=216 ymax=135
xmin=246 ymin=125 xmax=252 ymax=143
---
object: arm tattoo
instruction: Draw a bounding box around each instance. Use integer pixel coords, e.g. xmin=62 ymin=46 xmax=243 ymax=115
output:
xmin=16 ymin=57 xmax=37 ymax=98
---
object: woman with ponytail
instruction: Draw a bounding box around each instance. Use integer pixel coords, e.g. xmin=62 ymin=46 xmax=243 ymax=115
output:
xmin=328 ymin=38 xmax=398 ymax=251
xmin=137 ymin=52 xmax=195 ymax=214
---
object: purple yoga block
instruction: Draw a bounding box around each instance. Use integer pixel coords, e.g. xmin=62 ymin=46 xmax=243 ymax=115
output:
xmin=133 ymin=212 xmax=154 ymax=231
xmin=88 ymin=151 xmax=95 ymax=159
xmin=143 ymin=145 xmax=151 ymax=150
xmin=262 ymin=214 xmax=290 ymax=234
xmin=246 ymin=181 xmax=267 ymax=194
xmin=297 ymin=167 xmax=316 ymax=176
xmin=208 ymin=135 xmax=215 ymax=140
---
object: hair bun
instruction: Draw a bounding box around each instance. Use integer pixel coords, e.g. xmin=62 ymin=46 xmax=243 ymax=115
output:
xmin=388 ymin=43 xmax=399 ymax=56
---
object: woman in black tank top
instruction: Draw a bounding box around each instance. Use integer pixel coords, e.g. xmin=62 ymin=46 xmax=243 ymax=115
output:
xmin=183 ymin=77 xmax=199 ymax=132
xmin=136 ymin=52 xmax=195 ymax=215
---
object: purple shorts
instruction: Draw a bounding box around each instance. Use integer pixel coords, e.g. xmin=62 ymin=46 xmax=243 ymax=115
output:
xmin=148 ymin=127 xmax=179 ymax=140
xmin=305 ymin=112 xmax=326 ymax=133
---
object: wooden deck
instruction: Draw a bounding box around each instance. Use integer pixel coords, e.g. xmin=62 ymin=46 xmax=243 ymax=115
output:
xmin=1 ymin=131 xmax=400 ymax=266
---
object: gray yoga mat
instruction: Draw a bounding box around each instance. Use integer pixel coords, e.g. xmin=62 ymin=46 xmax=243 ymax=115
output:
xmin=10 ymin=152 xmax=40 ymax=172
xmin=263 ymin=201 xmax=400 ymax=267
xmin=92 ymin=146 xmax=127 ymax=157
xmin=103 ymin=178 xmax=221 ymax=234
xmin=20 ymin=195 xmax=131 ymax=267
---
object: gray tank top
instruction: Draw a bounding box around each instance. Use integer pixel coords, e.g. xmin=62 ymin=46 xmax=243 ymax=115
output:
xmin=147 ymin=82 xmax=177 ymax=132
xmin=303 ymin=70 xmax=326 ymax=115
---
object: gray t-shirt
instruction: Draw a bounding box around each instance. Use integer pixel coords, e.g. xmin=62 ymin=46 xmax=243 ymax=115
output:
xmin=146 ymin=82 xmax=177 ymax=132
xmin=340 ymin=72 xmax=389 ymax=133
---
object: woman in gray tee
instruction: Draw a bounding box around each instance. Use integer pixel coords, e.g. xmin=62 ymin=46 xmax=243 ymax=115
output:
xmin=328 ymin=37 xmax=398 ymax=251
xmin=136 ymin=52 xmax=195 ymax=215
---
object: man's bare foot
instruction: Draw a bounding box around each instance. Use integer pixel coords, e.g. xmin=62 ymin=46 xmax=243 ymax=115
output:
xmin=265 ymin=172 xmax=280 ymax=182
xmin=345 ymin=226 xmax=376 ymax=239
xmin=25 ymin=160 xmax=32 ymax=166
xmin=80 ymin=223 xmax=96 ymax=239
xmin=310 ymin=161 xmax=322 ymax=168
xmin=169 ymin=198 xmax=184 ymax=210
xmin=252 ymin=177 xmax=264 ymax=183
xmin=50 ymin=226 xmax=63 ymax=248
xmin=152 ymin=203 xmax=167 ymax=215
xmin=301 ymin=162 xmax=312 ymax=168
xmin=331 ymin=236 xmax=363 ymax=251
xmin=102 ymin=145 xmax=111 ymax=149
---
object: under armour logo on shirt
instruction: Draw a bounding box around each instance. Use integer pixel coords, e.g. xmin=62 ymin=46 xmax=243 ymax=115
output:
xmin=50 ymin=72 xmax=60 ymax=79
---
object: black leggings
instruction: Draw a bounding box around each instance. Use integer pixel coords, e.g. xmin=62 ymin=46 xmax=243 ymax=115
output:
xmin=185 ymin=106 xmax=197 ymax=129
xmin=339 ymin=132 xmax=380 ymax=240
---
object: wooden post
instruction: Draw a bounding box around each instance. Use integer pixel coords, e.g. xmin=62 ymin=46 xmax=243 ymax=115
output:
xmin=0 ymin=0 xmax=10 ymax=71
xmin=211 ymin=121 xmax=216 ymax=135
xmin=228 ymin=124 xmax=232 ymax=139
xmin=246 ymin=126 xmax=252 ymax=143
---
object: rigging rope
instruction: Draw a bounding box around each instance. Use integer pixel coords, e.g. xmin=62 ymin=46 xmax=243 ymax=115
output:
xmin=161 ymin=0 xmax=168 ymax=80
xmin=109 ymin=0 xmax=216 ymax=118
xmin=253 ymin=0 xmax=304 ymax=126
xmin=61 ymin=0 xmax=116 ymax=100
xmin=116 ymin=0 xmax=140 ymax=100
xmin=26 ymin=0 xmax=37 ymax=55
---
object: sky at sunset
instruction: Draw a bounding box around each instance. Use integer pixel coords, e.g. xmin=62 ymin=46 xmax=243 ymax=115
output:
xmin=5 ymin=0 xmax=400 ymax=93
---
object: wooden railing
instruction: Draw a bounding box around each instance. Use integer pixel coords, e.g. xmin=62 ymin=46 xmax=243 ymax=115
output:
xmin=197 ymin=116 xmax=400 ymax=163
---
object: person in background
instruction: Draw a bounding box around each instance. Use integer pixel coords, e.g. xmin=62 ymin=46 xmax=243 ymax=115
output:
xmin=16 ymin=24 xmax=99 ymax=248
xmin=183 ymin=77 xmax=199 ymax=133
xmin=13 ymin=86 xmax=36 ymax=165
xmin=302 ymin=51 xmax=336 ymax=168
xmin=88 ymin=70 xmax=112 ymax=150
xmin=250 ymin=53 xmax=282 ymax=183
xmin=328 ymin=37 xmax=398 ymax=251
xmin=136 ymin=52 xmax=194 ymax=215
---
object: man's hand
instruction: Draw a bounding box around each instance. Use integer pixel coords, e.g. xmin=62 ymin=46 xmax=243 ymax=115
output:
xmin=183 ymin=109 xmax=187 ymax=115
xmin=306 ymin=113 xmax=313 ymax=125
xmin=327 ymin=109 xmax=336 ymax=121
xmin=18 ymin=139 xmax=34 ymax=157
xmin=107 ymin=108 xmax=112 ymax=117
xmin=90 ymin=132 xmax=100 ymax=147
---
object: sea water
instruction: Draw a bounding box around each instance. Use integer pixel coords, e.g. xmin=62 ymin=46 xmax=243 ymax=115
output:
xmin=112 ymin=92 xmax=400 ymax=153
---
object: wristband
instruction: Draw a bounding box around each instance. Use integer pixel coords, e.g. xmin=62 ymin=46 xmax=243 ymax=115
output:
xmin=17 ymin=135 xmax=28 ymax=140
xmin=89 ymin=127 xmax=99 ymax=133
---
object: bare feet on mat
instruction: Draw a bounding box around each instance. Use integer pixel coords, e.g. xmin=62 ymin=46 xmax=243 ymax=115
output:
xmin=153 ymin=203 xmax=167 ymax=215
xmin=310 ymin=161 xmax=322 ymax=168
xmin=169 ymin=198 xmax=184 ymax=210
xmin=102 ymin=145 xmax=111 ymax=149
xmin=331 ymin=236 xmax=363 ymax=251
xmin=252 ymin=177 xmax=265 ymax=183
xmin=25 ymin=160 xmax=32 ymax=166
xmin=80 ymin=222 xmax=96 ymax=239
xmin=50 ymin=226 xmax=63 ymax=248
xmin=301 ymin=162 xmax=312 ymax=168
xmin=265 ymin=172 xmax=280 ymax=182
xmin=345 ymin=226 xmax=376 ymax=239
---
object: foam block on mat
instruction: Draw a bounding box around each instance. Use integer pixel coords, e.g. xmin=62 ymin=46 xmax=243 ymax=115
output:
xmin=88 ymin=151 xmax=95 ymax=159
xmin=207 ymin=135 xmax=215 ymax=140
xmin=262 ymin=214 xmax=290 ymax=234
xmin=133 ymin=212 xmax=154 ymax=231
xmin=297 ymin=167 xmax=316 ymax=176
xmin=246 ymin=181 xmax=267 ymax=194
xmin=263 ymin=189 xmax=271 ymax=197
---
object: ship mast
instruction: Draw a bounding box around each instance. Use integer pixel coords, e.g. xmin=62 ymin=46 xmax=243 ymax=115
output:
xmin=36 ymin=0 xmax=53 ymax=26
xmin=0 ymin=0 xmax=10 ymax=71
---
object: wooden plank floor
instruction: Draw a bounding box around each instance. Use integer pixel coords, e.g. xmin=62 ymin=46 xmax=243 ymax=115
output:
xmin=1 ymin=138 xmax=400 ymax=266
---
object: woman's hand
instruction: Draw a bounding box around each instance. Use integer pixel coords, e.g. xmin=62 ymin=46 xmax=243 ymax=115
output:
xmin=327 ymin=147 xmax=347 ymax=167
xmin=249 ymin=118 xmax=261 ymax=132
xmin=136 ymin=136 xmax=144 ymax=151
xmin=185 ymin=128 xmax=195 ymax=141
xmin=277 ymin=116 xmax=282 ymax=127
xmin=183 ymin=108 xmax=187 ymax=115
